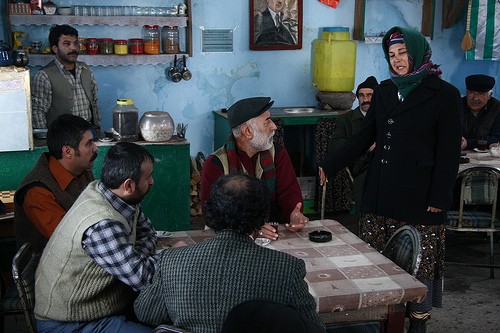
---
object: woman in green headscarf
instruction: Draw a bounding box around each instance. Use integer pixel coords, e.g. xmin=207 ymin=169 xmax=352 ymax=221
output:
xmin=319 ymin=26 xmax=462 ymax=333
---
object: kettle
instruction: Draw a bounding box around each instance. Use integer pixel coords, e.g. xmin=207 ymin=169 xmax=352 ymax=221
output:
xmin=0 ymin=40 xmax=13 ymax=66
xmin=12 ymin=48 xmax=29 ymax=67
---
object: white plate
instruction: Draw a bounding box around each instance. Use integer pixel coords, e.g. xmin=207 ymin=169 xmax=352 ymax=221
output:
xmin=283 ymin=108 xmax=315 ymax=114
xmin=474 ymin=148 xmax=489 ymax=153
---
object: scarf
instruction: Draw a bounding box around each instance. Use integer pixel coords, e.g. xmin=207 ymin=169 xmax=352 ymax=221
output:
xmin=225 ymin=134 xmax=277 ymax=199
xmin=382 ymin=26 xmax=442 ymax=99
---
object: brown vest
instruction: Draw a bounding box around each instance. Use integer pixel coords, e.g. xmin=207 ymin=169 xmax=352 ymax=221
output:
xmin=14 ymin=153 xmax=94 ymax=253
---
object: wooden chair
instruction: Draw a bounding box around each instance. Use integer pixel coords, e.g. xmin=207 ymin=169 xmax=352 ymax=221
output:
xmin=446 ymin=167 xmax=500 ymax=278
xmin=12 ymin=243 xmax=40 ymax=333
xmin=382 ymin=225 xmax=422 ymax=277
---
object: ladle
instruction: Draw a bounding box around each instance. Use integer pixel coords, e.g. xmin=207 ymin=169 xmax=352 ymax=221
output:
xmin=181 ymin=55 xmax=192 ymax=81
xmin=168 ymin=55 xmax=182 ymax=82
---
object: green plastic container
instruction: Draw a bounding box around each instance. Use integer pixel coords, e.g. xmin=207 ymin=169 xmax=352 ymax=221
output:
xmin=312 ymin=27 xmax=357 ymax=92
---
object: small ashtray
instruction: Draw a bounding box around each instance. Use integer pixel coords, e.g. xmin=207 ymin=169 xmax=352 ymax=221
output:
xmin=309 ymin=230 xmax=332 ymax=243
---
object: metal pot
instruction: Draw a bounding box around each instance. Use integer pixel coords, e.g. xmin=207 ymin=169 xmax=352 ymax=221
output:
xmin=12 ymin=48 xmax=29 ymax=67
xmin=0 ymin=40 xmax=13 ymax=66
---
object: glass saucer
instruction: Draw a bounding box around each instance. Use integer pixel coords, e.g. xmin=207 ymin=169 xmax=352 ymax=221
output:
xmin=254 ymin=237 xmax=271 ymax=246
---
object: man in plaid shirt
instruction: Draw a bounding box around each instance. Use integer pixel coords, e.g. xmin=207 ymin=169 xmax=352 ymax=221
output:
xmin=35 ymin=142 xmax=159 ymax=332
xmin=31 ymin=24 xmax=100 ymax=131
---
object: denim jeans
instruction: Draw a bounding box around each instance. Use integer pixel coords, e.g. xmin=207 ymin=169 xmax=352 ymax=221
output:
xmin=36 ymin=315 xmax=152 ymax=333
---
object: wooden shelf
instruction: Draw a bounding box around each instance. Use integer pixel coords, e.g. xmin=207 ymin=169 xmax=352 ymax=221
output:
xmin=28 ymin=53 xmax=189 ymax=67
xmin=9 ymin=15 xmax=188 ymax=27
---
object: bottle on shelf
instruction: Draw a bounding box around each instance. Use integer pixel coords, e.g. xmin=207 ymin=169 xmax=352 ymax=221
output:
xmin=162 ymin=26 xmax=180 ymax=54
xmin=142 ymin=25 xmax=161 ymax=55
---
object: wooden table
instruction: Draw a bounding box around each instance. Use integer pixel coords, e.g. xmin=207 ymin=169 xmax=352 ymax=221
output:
xmin=158 ymin=220 xmax=428 ymax=333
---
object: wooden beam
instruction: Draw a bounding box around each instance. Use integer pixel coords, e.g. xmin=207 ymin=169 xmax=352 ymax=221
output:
xmin=353 ymin=0 xmax=365 ymax=41
xmin=422 ymin=0 xmax=435 ymax=37
xmin=442 ymin=0 xmax=467 ymax=29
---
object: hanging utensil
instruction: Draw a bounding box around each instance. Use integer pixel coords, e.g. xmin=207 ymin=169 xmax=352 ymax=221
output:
xmin=181 ymin=55 xmax=192 ymax=81
xmin=461 ymin=0 xmax=475 ymax=51
xmin=167 ymin=55 xmax=182 ymax=82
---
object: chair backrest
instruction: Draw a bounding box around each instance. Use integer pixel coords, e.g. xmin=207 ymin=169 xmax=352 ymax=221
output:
xmin=12 ymin=243 xmax=40 ymax=333
xmin=382 ymin=225 xmax=422 ymax=277
xmin=458 ymin=167 xmax=499 ymax=225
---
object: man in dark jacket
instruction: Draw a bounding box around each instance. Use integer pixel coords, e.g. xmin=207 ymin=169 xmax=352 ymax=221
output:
xmin=461 ymin=74 xmax=500 ymax=150
xmin=328 ymin=76 xmax=378 ymax=212
xmin=14 ymin=114 xmax=97 ymax=252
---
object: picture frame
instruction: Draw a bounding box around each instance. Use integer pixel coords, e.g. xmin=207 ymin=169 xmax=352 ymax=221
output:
xmin=250 ymin=0 xmax=303 ymax=50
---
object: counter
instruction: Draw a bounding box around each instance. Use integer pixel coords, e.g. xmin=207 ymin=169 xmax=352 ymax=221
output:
xmin=0 ymin=140 xmax=191 ymax=232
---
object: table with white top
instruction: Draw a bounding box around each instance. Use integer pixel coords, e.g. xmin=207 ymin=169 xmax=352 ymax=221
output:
xmin=158 ymin=220 xmax=428 ymax=333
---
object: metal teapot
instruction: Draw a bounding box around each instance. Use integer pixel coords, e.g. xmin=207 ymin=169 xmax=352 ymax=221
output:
xmin=0 ymin=40 xmax=13 ymax=66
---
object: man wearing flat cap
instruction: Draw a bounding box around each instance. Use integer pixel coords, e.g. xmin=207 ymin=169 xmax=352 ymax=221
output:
xmin=201 ymin=97 xmax=309 ymax=239
xmin=328 ymin=76 xmax=378 ymax=213
xmin=461 ymin=74 xmax=500 ymax=150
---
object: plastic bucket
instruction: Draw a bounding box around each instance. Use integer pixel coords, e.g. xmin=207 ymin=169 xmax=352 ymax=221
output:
xmin=312 ymin=27 xmax=357 ymax=92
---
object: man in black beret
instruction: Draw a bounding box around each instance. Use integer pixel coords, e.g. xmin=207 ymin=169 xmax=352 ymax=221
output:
xmin=461 ymin=74 xmax=500 ymax=150
xmin=201 ymin=97 xmax=309 ymax=239
xmin=328 ymin=76 xmax=378 ymax=213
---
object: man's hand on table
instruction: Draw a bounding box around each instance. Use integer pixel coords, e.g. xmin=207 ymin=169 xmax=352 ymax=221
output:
xmin=286 ymin=202 xmax=309 ymax=232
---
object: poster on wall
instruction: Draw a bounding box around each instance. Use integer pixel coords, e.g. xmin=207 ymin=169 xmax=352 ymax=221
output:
xmin=250 ymin=0 xmax=303 ymax=50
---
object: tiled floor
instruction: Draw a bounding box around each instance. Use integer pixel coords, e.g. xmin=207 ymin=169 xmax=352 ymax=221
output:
xmin=4 ymin=211 xmax=499 ymax=333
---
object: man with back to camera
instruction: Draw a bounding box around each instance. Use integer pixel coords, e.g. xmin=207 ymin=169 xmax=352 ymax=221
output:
xmin=134 ymin=174 xmax=324 ymax=333
xmin=328 ymin=76 xmax=378 ymax=213
xmin=201 ymin=96 xmax=309 ymax=241
xmin=31 ymin=24 xmax=100 ymax=131
xmin=14 ymin=114 xmax=97 ymax=253
xmin=460 ymin=74 xmax=500 ymax=150
xmin=34 ymin=142 xmax=158 ymax=332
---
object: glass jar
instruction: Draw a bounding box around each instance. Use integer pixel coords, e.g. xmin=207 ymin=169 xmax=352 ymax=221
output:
xmin=142 ymin=25 xmax=161 ymax=55
xmin=161 ymin=26 xmax=179 ymax=54
xmin=139 ymin=111 xmax=174 ymax=142
xmin=129 ymin=38 xmax=144 ymax=54
xmin=78 ymin=38 xmax=87 ymax=54
xmin=98 ymin=38 xmax=114 ymax=55
xmin=87 ymin=38 xmax=98 ymax=55
xmin=112 ymin=98 xmax=139 ymax=142
xmin=114 ymin=40 xmax=128 ymax=55
xmin=43 ymin=0 xmax=57 ymax=15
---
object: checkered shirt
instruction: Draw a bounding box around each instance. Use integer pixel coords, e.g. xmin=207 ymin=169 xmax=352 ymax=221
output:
xmin=82 ymin=182 xmax=158 ymax=292
xmin=31 ymin=58 xmax=99 ymax=128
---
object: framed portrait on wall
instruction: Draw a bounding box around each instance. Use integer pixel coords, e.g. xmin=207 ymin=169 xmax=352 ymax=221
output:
xmin=250 ymin=0 xmax=303 ymax=50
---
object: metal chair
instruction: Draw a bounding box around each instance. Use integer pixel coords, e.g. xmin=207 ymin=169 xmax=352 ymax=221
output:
xmin=446 ymin=167 xmax=500 ymax=278
xmin=153 ymin=324 xmax=194 ymax=333
xmin=12 ymin=243 xmax=40 ymax=333
xmin=382 ymin=225 xmax=422 ymax=277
